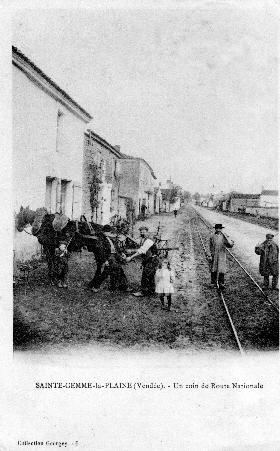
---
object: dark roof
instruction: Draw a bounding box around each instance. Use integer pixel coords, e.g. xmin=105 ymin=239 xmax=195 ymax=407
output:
xmin=121 ymin=154 xmax=157 ymax=179
xmin=85 ymin=129 xmax=123 ymax=158
xmin=12 ymin=46 xmax=92 ymax=120
xmin=261 ymin=190 xmax=278 ymax=196
xmin=231 ymin=193 xmax=260 ymax=199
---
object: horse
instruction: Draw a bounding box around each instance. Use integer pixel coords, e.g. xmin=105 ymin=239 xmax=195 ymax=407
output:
xmin=15 ymin=206 xmax=112 ymax=287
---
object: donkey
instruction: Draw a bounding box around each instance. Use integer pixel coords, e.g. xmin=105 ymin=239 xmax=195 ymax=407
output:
xmin=15 ymin=207 xmax=112 ymax=287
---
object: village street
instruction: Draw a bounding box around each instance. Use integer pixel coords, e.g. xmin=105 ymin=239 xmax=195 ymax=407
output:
xmin=14 ymin=205 xmax=278 ymax=354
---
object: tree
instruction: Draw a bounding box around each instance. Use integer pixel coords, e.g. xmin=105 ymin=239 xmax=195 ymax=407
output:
xmin=182 ymin=191 xmax=192 ymax=202
xmin=88 ymin=163 xmax=102 ymax=215
xmin=169 ymin=186 xmax=180 ymax=204
xmin=193 ymin=192 xmax=201 ymax=202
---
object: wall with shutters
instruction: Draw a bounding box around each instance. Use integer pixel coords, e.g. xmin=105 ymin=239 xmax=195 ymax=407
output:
xmin=13 ymin=65 xmax=88 ymax=260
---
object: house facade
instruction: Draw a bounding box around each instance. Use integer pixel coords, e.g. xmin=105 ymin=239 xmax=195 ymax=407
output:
xmin=154 ymin=185 xmax=162 ymax=214
xmin=119 ymin=157 xmax=157 ymax=217
xmin=82 ymin=130 xmax=128 ymax=224
xmin=228 ymin=193 xmax=260 ymax=212
xmin=13 ymin=46 xmax=92 ymax=260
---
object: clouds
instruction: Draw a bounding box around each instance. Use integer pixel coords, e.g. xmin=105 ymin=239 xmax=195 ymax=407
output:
xmin=13 ymin=5 xmax=278 ymax=192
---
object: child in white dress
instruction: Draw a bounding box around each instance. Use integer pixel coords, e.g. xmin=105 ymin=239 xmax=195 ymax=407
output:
xmin=155 ymin=259 xmax=175 ymax=311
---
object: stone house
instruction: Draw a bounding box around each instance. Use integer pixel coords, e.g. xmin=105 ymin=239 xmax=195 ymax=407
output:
xmin=82 ymin=130 xmax=125 ymax=224
xmin=83 ymin=132 xmax=135 ymax=225
xmin=228 ymin=193 xmax=260 ymax=212
xmin=13 ymin=46 xmax=92 ymax=260
xmin=119 ymin=157 xmax=157 ymax=217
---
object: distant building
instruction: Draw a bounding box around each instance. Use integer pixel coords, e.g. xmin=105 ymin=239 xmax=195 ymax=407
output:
xmin=160 ymin=179 xmax=182 ymax=212
xmin=259 ymin=190 xmax=278 ymax=208
xmin=13 ymin=46 xmax=92 ymax=260
xmin=119 ymin=157 xmax=157 ymax=217
xmin=228 ymin=193 xmax=260 ymax=212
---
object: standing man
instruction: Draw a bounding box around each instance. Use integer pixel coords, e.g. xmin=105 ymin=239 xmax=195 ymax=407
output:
xmin=173 ymin=209 xmax=178 ymax=218
xmin=209 ymin=224 xmax=234 ymax=290
xmin=140 ymin=203 xmax=147 ymax=219
xmin=255 ymin=233 xmax=279 ymax=290
xmin=126 ymin=226 xmax=159 ymax=297
xmin=91 ymin=225 xmax=129 ymax=293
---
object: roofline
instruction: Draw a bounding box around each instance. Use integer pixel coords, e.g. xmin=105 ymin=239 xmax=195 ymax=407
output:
xmin=261 ymin=190 xmax=278 ymax=195
xmin=13 ymin=46 xmax=92 ymax=123
xmin=121 ymin=155 xmax=157 ymax=179
xmin=230 ymin=194 xmax=260 ymax=198
xmin=85 ymin=129 xmax=123 ymax=158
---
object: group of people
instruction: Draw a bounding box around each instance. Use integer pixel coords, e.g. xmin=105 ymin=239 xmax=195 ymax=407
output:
xmin=93 ymin=225 xmax=175 ymax=311
xmin=209 ymin=223 xmax=279 ymax=291
xmin=51 ymin=220 xmax=279 ymax=306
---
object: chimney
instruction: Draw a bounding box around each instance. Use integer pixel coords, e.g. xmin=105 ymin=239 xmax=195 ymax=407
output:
xmin=114 ymin=145 xmax=121 ymax=152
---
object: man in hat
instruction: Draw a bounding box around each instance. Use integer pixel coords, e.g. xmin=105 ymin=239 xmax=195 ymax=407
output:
xmin=209 ymin=224 xmax=234 ymax=290
xmin=91 ymin=224 xmax=129 ymax=293
xmin=255 ymin=233 xmax=279 ymax=290
xmin=126 ymin=226 xmax=159 ymax=297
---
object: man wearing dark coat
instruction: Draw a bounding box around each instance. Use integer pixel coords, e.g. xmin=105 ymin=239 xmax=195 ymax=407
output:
xmin=91 ymin=225 xmax=129 ymax=293
xmin=126 ymin=226 xmax=159 ymax=297
xmin=255 ymin=233 xmax=279 ymax=290
xmin=209 ymin=224 xmax=234 ymax=290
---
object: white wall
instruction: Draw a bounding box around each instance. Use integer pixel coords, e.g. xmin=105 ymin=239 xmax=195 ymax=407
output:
xmin=260 ymin=195 xmax=278 ymax=207
xmin=13 ymin=66 xmax=87 ymax=260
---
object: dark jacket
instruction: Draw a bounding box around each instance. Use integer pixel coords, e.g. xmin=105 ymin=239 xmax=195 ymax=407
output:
xmin=255 ymin=240 xmax=279 ymax=276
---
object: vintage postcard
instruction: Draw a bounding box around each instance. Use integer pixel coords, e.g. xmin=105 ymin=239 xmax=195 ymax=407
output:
xmin=1 ymin=0 xmax=279 ymax=449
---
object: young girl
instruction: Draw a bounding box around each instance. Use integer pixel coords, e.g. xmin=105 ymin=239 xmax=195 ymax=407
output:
xmin=155 ymin=259 xmax=175 ymax=311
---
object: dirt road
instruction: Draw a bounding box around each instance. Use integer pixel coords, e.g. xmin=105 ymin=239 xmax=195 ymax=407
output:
xmin=14 ymin=206 xmax=278 ymax=353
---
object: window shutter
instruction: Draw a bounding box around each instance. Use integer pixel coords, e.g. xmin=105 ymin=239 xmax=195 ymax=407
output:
xmin=71 ymin=182 xmax=82 ymax=219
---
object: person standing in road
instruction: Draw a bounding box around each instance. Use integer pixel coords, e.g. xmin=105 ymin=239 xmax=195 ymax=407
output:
xmin=91 ymin=225 xmax=130 ymax=293
xmin=126 ymin=226 xmax=159 ymax=297
xmin=209 ymin=224 xmax=234 ymax=290
xmin=140 ymin=203 xmax=147 ymax=220
xmin=255 ymin=233 xmax=279 ymax=290
xmin=155 ymin=258 xmax=175 ymax=311
xmin=173 ymin=209 xmax=178 ymax=218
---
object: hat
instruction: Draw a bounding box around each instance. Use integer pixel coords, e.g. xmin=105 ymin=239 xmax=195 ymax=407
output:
xmin=214 ymin=224 xmax=224 ymax=229
xmin=139 ymin=226 xmax=149 ymax=231
xmin=266 ymin=233 xmax=274 ymax=239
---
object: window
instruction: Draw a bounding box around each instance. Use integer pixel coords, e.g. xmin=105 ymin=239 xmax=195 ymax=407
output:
xmin=45 ymin=177 xmax=70 ymax=214
xmin=45 ymin=177 xmax=54 ymax=212
xmin=60 ymin=180 xmax=69 ymax=214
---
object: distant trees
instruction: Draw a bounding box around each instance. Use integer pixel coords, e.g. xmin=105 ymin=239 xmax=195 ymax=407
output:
xmin=192 ymin=192 xmax=201 ymax=202
xmin=182 ymin=191 xmax=192 ymax=203
xmin=169 ymin=186 xmax=181 ymax=204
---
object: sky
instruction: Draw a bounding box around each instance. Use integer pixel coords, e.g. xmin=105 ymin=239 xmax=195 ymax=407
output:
xmin=13 ymin=2 xmax=278 ymax=194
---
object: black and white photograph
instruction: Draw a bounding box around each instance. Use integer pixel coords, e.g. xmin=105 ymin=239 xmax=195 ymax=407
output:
xmin=1 ymin=1 xmax=280 ymax=450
